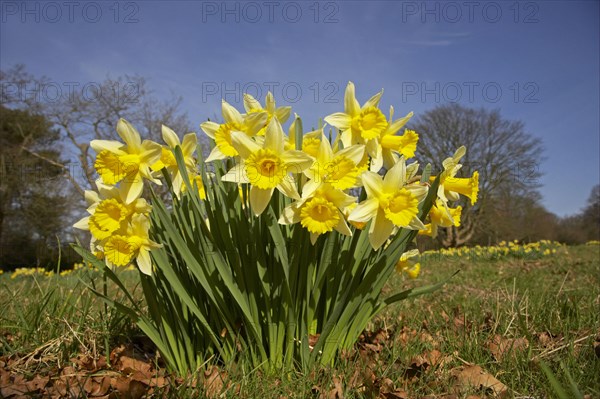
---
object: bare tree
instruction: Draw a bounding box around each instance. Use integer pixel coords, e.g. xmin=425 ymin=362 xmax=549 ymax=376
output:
xmin=411 ymin=104 xmax=544 ymax=246
xmin=1 ymin=65 xmax=195 ymax=195
xmin=1 ymin=65 xmax=200 ymax=267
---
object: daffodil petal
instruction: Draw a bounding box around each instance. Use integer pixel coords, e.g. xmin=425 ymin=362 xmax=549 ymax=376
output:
xmin=206 ymin=146 xmax=226 ymax=162
xmin=406 ymin=184 xmax=428 ymax=201
xmin=334 ymin=217 xmax=352 ymax=236
xmin=348 ymin=197 xmax=379 ymax=223
xmin=281 ymin=150 xmax=313 ymax=173
xmin=222 ymin=163 xmax=250 ymax=183
xmin=73 ymin=216 xmax=89 ymax=230
xmin=84 ymin=190 xmax=100 ymax=206
xmin=140 ymin=140 xmax=163 ymax=166
xmin=119 ymin=174 xmax=144 ymax=204
xmin=369 ymin=210 xmax=394 ymax=250
xmin=275 ymin=106 xmax=292 ymax=123
xmin=386 ymin=111 xmax=414 ymax=135
xmin=181 ymin=133 xmax=198 ymax=156
xmin=245 ymin=111 xmax=268 ymax=135
xmin=316 ymin=133 xmax=333 ymax=164
xmin=265 ymin=118 xmax=284 ymax=153
xmin=90 ymin=140 xmax=126 ymax=154
xmin=324 ymin=113 xmax=352 ymax=130
xmin=327 ymin=187 xmax=356 ymax=209
xmin=137 ymin=248 xmax=153 ymax=275
xmin=279 ymin=203 xmax=301 ymax=225
xmin=407 ymin=216 xmax=426 ymax=230
xmin=277 ymin=177 xmax=300 ymax=200
xmin=161 ymin=125 xmax=180 ymax=148
xmin=337 ymin=144 xmax=365 ymax=166
xmin=344 ymin=81 xmax=361 ymax=116
xmin=340 ymin=129 xmax=353 ymax=148
xmin=361 ymin=171 xmax=384 ymax=198
xmin=222 ymin=100 xmax=243 ymax=125
xmin=301 ymin=179 xmax=320 ymax=198
xmin=231 ymin=131 xmax=261 ymax=159
xmin=250 ymin=186 xmax=274 ymax=216
xmin=363 ymin=89 xmax=383 ymax=109
xmin=117 ymin=119 xmax=142 ymax=150
xmin=243 ymin=93 xmax=262 ymax=112
xmin=201 ymin=121 xmax=220 ymax=139
xmin=383 ymin=158 xmax=407 ymax=191
xmin=265 ymin=92 xmax=276 ymax=113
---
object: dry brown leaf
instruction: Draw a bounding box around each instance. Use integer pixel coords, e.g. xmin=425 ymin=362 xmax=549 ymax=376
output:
xmin=118 ymin=355 xmax=152 ymax=375
xmin=402 ymin=349 xmax=449 ymax=382
xmin=381 ymin=390 xmax=409 ymax=399
xmin=71 ymin=354 xmax=107 ymax=371
xmin=203 ymin=365 xmax=227 ymax=398
xmin=309 ymin=334 xmax=320 ymax=348
xmin=487 ymin=335 xmax=529 ymax=361
xmin=112 ymin=375 xmax=147 ymax=399
xmin=536 ymin=331 xmax=561 ymax=348
xmin=0 ymin=381 xmax=29 ymax=398
xmin=452 ymin=365 xmax=509 ymax=397
xmin=326 ymin=376 xmax=344 ymax=399
xmin=87 ymin=375 xmax=112 ymax=396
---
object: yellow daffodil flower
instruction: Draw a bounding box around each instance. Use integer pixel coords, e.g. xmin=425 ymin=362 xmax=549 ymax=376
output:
xmin=244 ymin=92 xmax=291 ymax=135
xmin=443 ymin=171 xmax=479 ymax=205
xmin=324 ymin=81 xmax=386 ymax=157
xmin=104 ymin=214 xmax=161 ymax=275
xmin=151 ymin=125 xmax=198 ymax=196
xmin=73 ymin=179 xmax=152 ymax=241
xmin=201 ymin=100 xmax=267 ymax=161
xmin=395 ymin=249 xmax=421 ymax=279
xmin=91 ymin=119 xmax=162 ymax=204
xmin=372 ymin=107 xmax=419 ymax=171
xmin=419 ymin=199 xmax=462 ymax=238
xmin=180 ymin=172 xmax=207 ymax=200
xmin=285 ymin=115 xmax=322 ymax=156
xmin=303 ymin=132 xmax=365 ymax=192
xmin=348 ymin=158 xmax=427 ymax=250
xmin=279 ymin=183 xmax=355 ymax=244
xmin=430 ymin=146 xmax=479 ymax=205
xmin=222 ymin=118 xmax=313 ymax=215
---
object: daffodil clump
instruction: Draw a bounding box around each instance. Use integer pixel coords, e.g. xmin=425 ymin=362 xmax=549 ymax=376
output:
xmin=10 ymin=267 xmax=55 ymax=279
xmin=74 ymin=121 xmax=203 ymax=275
xmin=422 ymin=239 xmax=565 ymax=261
xmin=73 ymin=82 xmax=480 ymax=374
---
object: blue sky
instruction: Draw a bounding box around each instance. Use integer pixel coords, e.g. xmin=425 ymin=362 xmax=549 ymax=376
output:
xmin=1 ymin=0 xmax=598 ymax=216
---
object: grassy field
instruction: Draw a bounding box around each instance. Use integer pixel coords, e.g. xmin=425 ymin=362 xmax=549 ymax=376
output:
xmin=1 ymin=242 xmax=598 ymax=398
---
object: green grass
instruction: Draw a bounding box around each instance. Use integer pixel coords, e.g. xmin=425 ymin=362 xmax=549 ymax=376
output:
xmin=1 ymin=244 xmax=598 ymax=398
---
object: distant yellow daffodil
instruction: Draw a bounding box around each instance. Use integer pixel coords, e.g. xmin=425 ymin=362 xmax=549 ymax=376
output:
xmin=395 ymin=249 xmax=421 ymax=279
